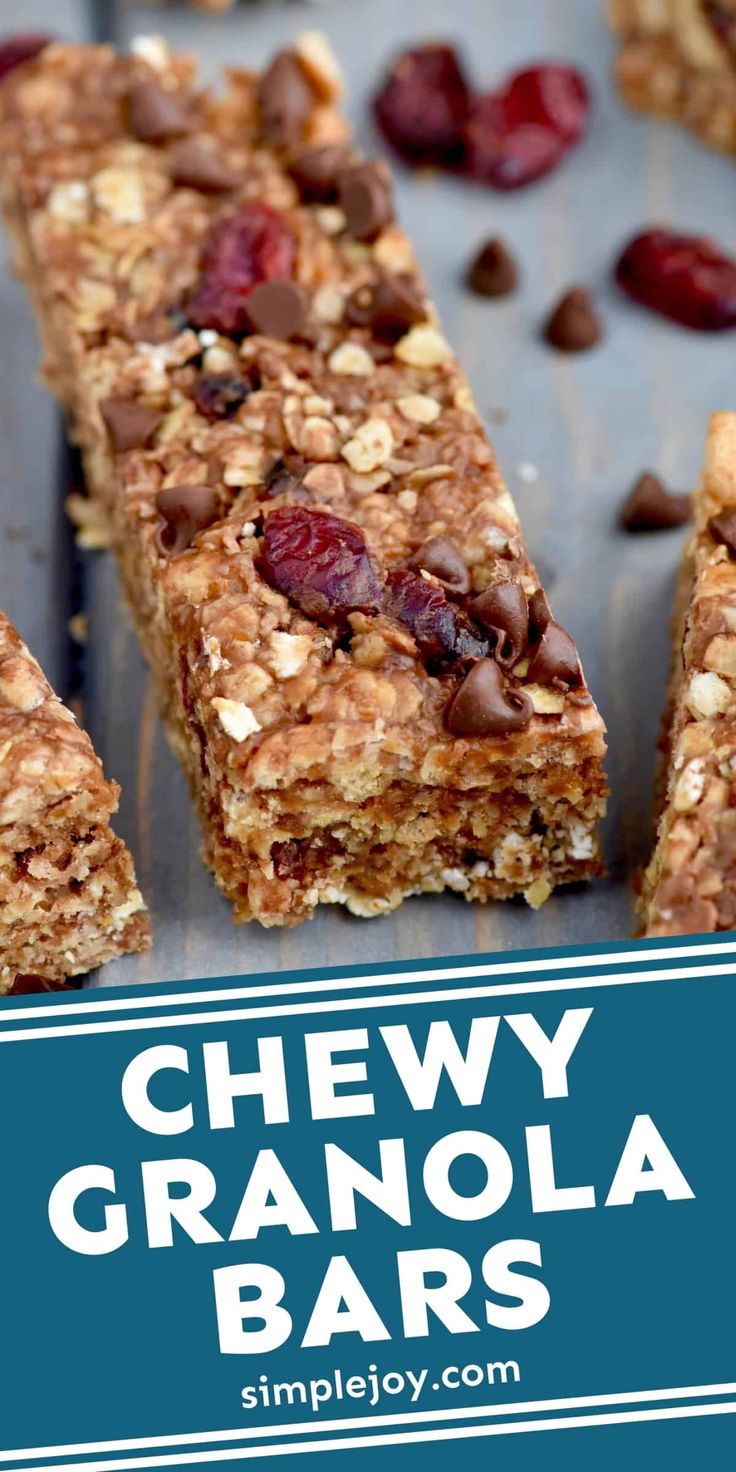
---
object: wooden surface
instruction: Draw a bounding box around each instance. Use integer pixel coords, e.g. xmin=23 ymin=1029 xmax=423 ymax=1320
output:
xmin=1 ymin=0 xmax=734 ymax=987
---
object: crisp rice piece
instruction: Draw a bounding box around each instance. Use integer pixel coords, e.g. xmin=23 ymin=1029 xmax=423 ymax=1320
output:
xmin=641 ymin=412 xmax=736 ymax=936
xmin=609 ymin=0 xmax=736 ymax=155
xmin=0 ymin=36 xmax=607 ymax=927
xmin=0 ymin=610 xmax=150 ymax=985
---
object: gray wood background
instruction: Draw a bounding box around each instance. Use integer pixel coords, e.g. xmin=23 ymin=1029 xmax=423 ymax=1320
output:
xmin=1 ymin=0 xmax=733 ymax=987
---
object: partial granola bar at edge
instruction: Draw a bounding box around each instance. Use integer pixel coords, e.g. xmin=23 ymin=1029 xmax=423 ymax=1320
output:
xmin=609 ymin=0 xmax=736 ymax=155
xmin=641 ymin=412 xmax=736 ymax=937
xmin=0 ymin=611 xmax=150 ymax=986
xmin=0 ymin=33 xmax=607 ymax=928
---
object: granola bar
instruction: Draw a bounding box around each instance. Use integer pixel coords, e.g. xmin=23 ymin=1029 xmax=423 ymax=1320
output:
xmin=0 ymin=34 xmax=607 ymax=927
xmin=641 ymin=412 xmax=736 ymax=936
xmin=609 ymin=0 xmax=736 ymax=155
xmin=0 ymin=611 xmax=150 ymax=985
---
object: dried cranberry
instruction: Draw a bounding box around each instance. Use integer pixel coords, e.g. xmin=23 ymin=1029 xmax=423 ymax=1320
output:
xmin=187 ymin=204 xmax=296 ymax=337
xmin=615 ymin=229 xmax=736 ymax=331
xmin=8 ymin=974 xmax=72 ymax=994
xmin=0 ymin=33 xmax=51 ymax=82
xmin=385 ymin=568 xmax=487 ymax=668
xmin=465 ymin=65 xmax=589 ymax=190
xmin=374 ymin=43 xmax=471 ymax=164
xmin=260 ymin=506 xmax=383 ymax=625
xmin=192 ymin=373 xmax=252 ymax=420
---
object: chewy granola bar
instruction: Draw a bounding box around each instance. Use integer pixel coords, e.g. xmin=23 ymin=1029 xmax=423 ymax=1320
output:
xmin=609 ymin=0 xmax=736 ymax=155
xmin=641 ymin=413 xmax=736 ymax=936
xmin=0 ymin=33 xmax=607 ymax=927
xmin=0 ymin=611 xmax=149 ymax=985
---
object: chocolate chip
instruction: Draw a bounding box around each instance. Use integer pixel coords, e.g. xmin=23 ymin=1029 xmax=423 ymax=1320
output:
xmin=288 ymin=143 xmax=352 ymax=201
xmin=708 ymin=508 xmax=736 ymax=555
xmin=258 ymin=51 xmax=314 ymax=148
xmin=100 ymin=398 xmax=161 ymax=452
xmin=470 ymin=581 xmax=529 ymax=667
xmin=528 ymin=588 xmax=552 ymax=641
xmin=408 ymin=537 xmax=469 ymax=598
xmin=544 ymin=286 xmax=602 ymax=352
xmin=466 ymin=238 xmax=518 ymax=298
xmin=446 ymin=658 xmax=534 ymax=737
xmin=527 ymin=621 xmax=582 ymax=688
xmin=620 ymin=472 xmax=691 ymax=531
xmin=128 ymin=80 xmax=191 ymax=142
xmin=192 ymin=373 xmax=252 ymax=421
xmin=257 ymin=457 xmax=305 ymax=502
xmin=338 ymin=164 xmax=393 ymax=241
xmin=155 ymin=484 xmax=220 ymax=556
xmin=345 ymin=272 xmax=425 ymax=338
xmin=244 ymin=279 xmax=308 ymax=340
xmin=168 ymin=137 xmax=242 ymax=193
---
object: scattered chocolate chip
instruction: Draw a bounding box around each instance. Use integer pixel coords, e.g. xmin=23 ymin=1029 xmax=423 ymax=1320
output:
xmin=192 ymin=373 xmax=252 ymax=421
xmin=446 ymin=658 xmax=534 ymax=737
xmin=470 ymin=580 xmax=528 ymax=666
xmin=258 ymin=51 xmax=314 ymax=148
xmin=620 ymin=472 xmax=691 ymax=531
xmin=528 ymin=588 xmax=552 ymax=640
xmin=244 ymin=279 xmax=308 ymax=340
xmin=466 ymin=237 xmax=518 ymax=298
xmin=287 ymin=143 xmax=352 ymax=201
xmin=544 ymin=286 xmax=602 ymax=352
xmin=345 ymin=271 xmax=426 ymax=338
xmin=128 ymin=80 xmax=191 ymax=142
xmin=708 ymin=508 xmax=736 ymax=555
xmin=155 ymin=484 xmax=220 ymax=556
xmin=257 ymin=457 xmax=304 ymax=502
xmin=100 ymin=398 xmax=161 ymax=452
xmin=338 ymin=164 xmax=393 ymax=241
xmin=168 ymin=137 xmax=242 ymax=193
xmin=408 ymin=537 xmax=470 ymax=598
xmin=527 ymin=621 xmax=582 ymax=687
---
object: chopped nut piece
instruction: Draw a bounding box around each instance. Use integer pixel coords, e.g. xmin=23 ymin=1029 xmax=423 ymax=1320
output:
xmin=294 ymin=31 xmax=343 ymax=102
xmin=47 ymin=180 xmax=88 ymax=223
xmin=687 ymin=670 xmax=731 ymax=719
xmin=397 ymin=393 xmax=440 ymax=424
xmin=267 ymin=631 xmax=312 ymax=678
xmin=327 ymin=342 xmax=375 ymax=376
xmin=212 ymin=697 xmax=262 ymax=742
xmin=341 ymin=418 xmax=394 ymax=472
xmin=92 ymin=167 xmax=146 ymax=223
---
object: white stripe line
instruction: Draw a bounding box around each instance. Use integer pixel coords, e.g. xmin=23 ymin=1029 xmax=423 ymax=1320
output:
xmin=5 ymin=938 xmax=736 ymax=1021
xmin=0 ymin=960 xmax=731 ymax=1043
xmin=1 ymin=1383 xmax=734 ymax=1461
xmin=14 ymin=1402 xmax=736 ymax=1471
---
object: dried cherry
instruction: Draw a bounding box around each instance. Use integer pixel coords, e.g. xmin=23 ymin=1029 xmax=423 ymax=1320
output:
xmin=384 ymin=568 xmax=487 ymax=667
xmin=0 ymin=33 xmax=50 ymax=81
xmin=260 ymin=507 xmax=383 ymax=625
xmin=373 ymin=43 xmax=471 ymax=164
xmin=187 ymin=204 xmax=296 ymax=337
xmin=615 ymin=229 xmax=736 ymax=331
xmin=465 ymin=65 xmax=589 ymax=190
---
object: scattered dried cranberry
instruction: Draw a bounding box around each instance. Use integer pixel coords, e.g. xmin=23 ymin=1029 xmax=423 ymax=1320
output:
xmin=374 ymin=43 xmax=471 ymax=165
xmin=261 ymin=507 xmax=383 ymax=625
xmin=0 ymin=33 xmax=51 ymax=82
xmin=615 ymin=229 xmax=736 ymax=331
xmin=187 ymin=204 xmax=296 ymax=337
xmin=465 ymin=65 xmax=589 ymax=189
xmin=385 ymin=568 xmax=487 ymax=668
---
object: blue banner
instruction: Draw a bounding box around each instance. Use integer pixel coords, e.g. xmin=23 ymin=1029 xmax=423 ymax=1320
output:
xmin=1 ymin=936 xmax=735 ymax=1469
